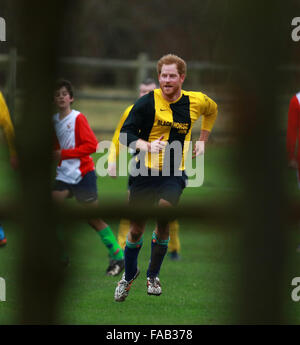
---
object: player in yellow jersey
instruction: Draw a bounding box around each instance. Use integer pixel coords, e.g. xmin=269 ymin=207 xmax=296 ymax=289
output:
xmin=108 ymin=78 xmax=181 ymax=260
xmin=114 ymin=54 xmax=218 ymax=301
xmin=0 ymin=91 xmax=17 ymax=246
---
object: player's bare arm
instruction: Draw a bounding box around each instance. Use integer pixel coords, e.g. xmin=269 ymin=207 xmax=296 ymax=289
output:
xmin=192 ymin=129 xmax=210 ymax=158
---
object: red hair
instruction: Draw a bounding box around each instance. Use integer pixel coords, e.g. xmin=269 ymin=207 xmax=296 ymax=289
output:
xmin=157 ymin=54 xmax=187 ymax=76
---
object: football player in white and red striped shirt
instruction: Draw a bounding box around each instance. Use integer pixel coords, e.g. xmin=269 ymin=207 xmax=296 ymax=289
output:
xmin=287 ymin=92 xmax=300 ymax=252
xmin=52 ymin=79 xmax=124 ymax=276
xmin=287 ymin=92 xmax=300 ymax=187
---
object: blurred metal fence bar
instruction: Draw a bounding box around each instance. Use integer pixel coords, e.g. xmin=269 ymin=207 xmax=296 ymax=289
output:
xmin=14 ymin=0 xmax=69 ymax=324
xmin=1 ymin=197 xmax=299 ymax=228
xmin=227 ymin=0 xmax=292 ymax=324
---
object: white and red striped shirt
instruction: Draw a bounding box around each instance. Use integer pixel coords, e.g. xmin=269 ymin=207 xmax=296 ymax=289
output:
xmin=287 ymin=92 xmax=300 ymax=187
xmin=287 ymin=92 xmax=300 ymax=162
xmin=53 ymin=110 xmax=98 ymax=184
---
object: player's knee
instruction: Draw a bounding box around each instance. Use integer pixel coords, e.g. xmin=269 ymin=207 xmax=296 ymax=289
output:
xmin=157 ymin=198 xmax=175 ymax=227
xmin=130 ymin=230 xmax=143 ymax=242
xmin=158 ymin=198 xmax=172 ymax=208
xmin=129 ymin=223 xmax=144 ymax=241
xmin=52 ymin=190 xmax=69 ymax=203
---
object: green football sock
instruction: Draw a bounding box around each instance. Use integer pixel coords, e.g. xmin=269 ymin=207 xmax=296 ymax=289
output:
xmin=97 ymin=226 xmax=124 ymax=260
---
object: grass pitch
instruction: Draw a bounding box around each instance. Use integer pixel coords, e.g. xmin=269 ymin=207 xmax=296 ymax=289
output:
xmin=0 ymin=141 xmax=300 ymax=324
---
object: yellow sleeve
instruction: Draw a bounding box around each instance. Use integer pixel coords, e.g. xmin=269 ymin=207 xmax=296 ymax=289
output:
xmin=0 ymin=92 xmax=16 ymax=157
xmin=199 ymin=93 xmax=218 ymax=132
xmin=108 ymin=104 xmax=133 ymax=163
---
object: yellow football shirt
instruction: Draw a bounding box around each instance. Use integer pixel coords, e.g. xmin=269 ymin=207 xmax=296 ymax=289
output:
xmin=121 ymin=88 xmax=218 ymax=172
xmin=0 ymin=91 xmax=16 ymax=157
xmin=108 ymin=104 xmax=133 ymax=163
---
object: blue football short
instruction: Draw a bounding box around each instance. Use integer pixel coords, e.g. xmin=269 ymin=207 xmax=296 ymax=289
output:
xmin=129 ymin=171 xmax=187 ymax=207
xmin=53 ymin=170 xmax=98 ymax=203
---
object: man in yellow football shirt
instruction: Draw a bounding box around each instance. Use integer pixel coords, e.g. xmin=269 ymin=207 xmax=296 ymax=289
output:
xmin=108 ymin=78 xmax=181 ymax=260
xmin=0 ymin=91 xmax=17 ymax=246
xmin=114 ymin=54 xmax=218 ymax=302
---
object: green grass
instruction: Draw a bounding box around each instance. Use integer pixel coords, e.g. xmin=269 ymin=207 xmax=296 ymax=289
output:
xmin=0 ymin=139 xmax=300 ymax=324
xmin=0 ymin=221 xmax=240 ymax=325
xmin=0 ymin=143 xmax=241 ymax=325
xmin=54 ymin=223 xmax=240 ymax=325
